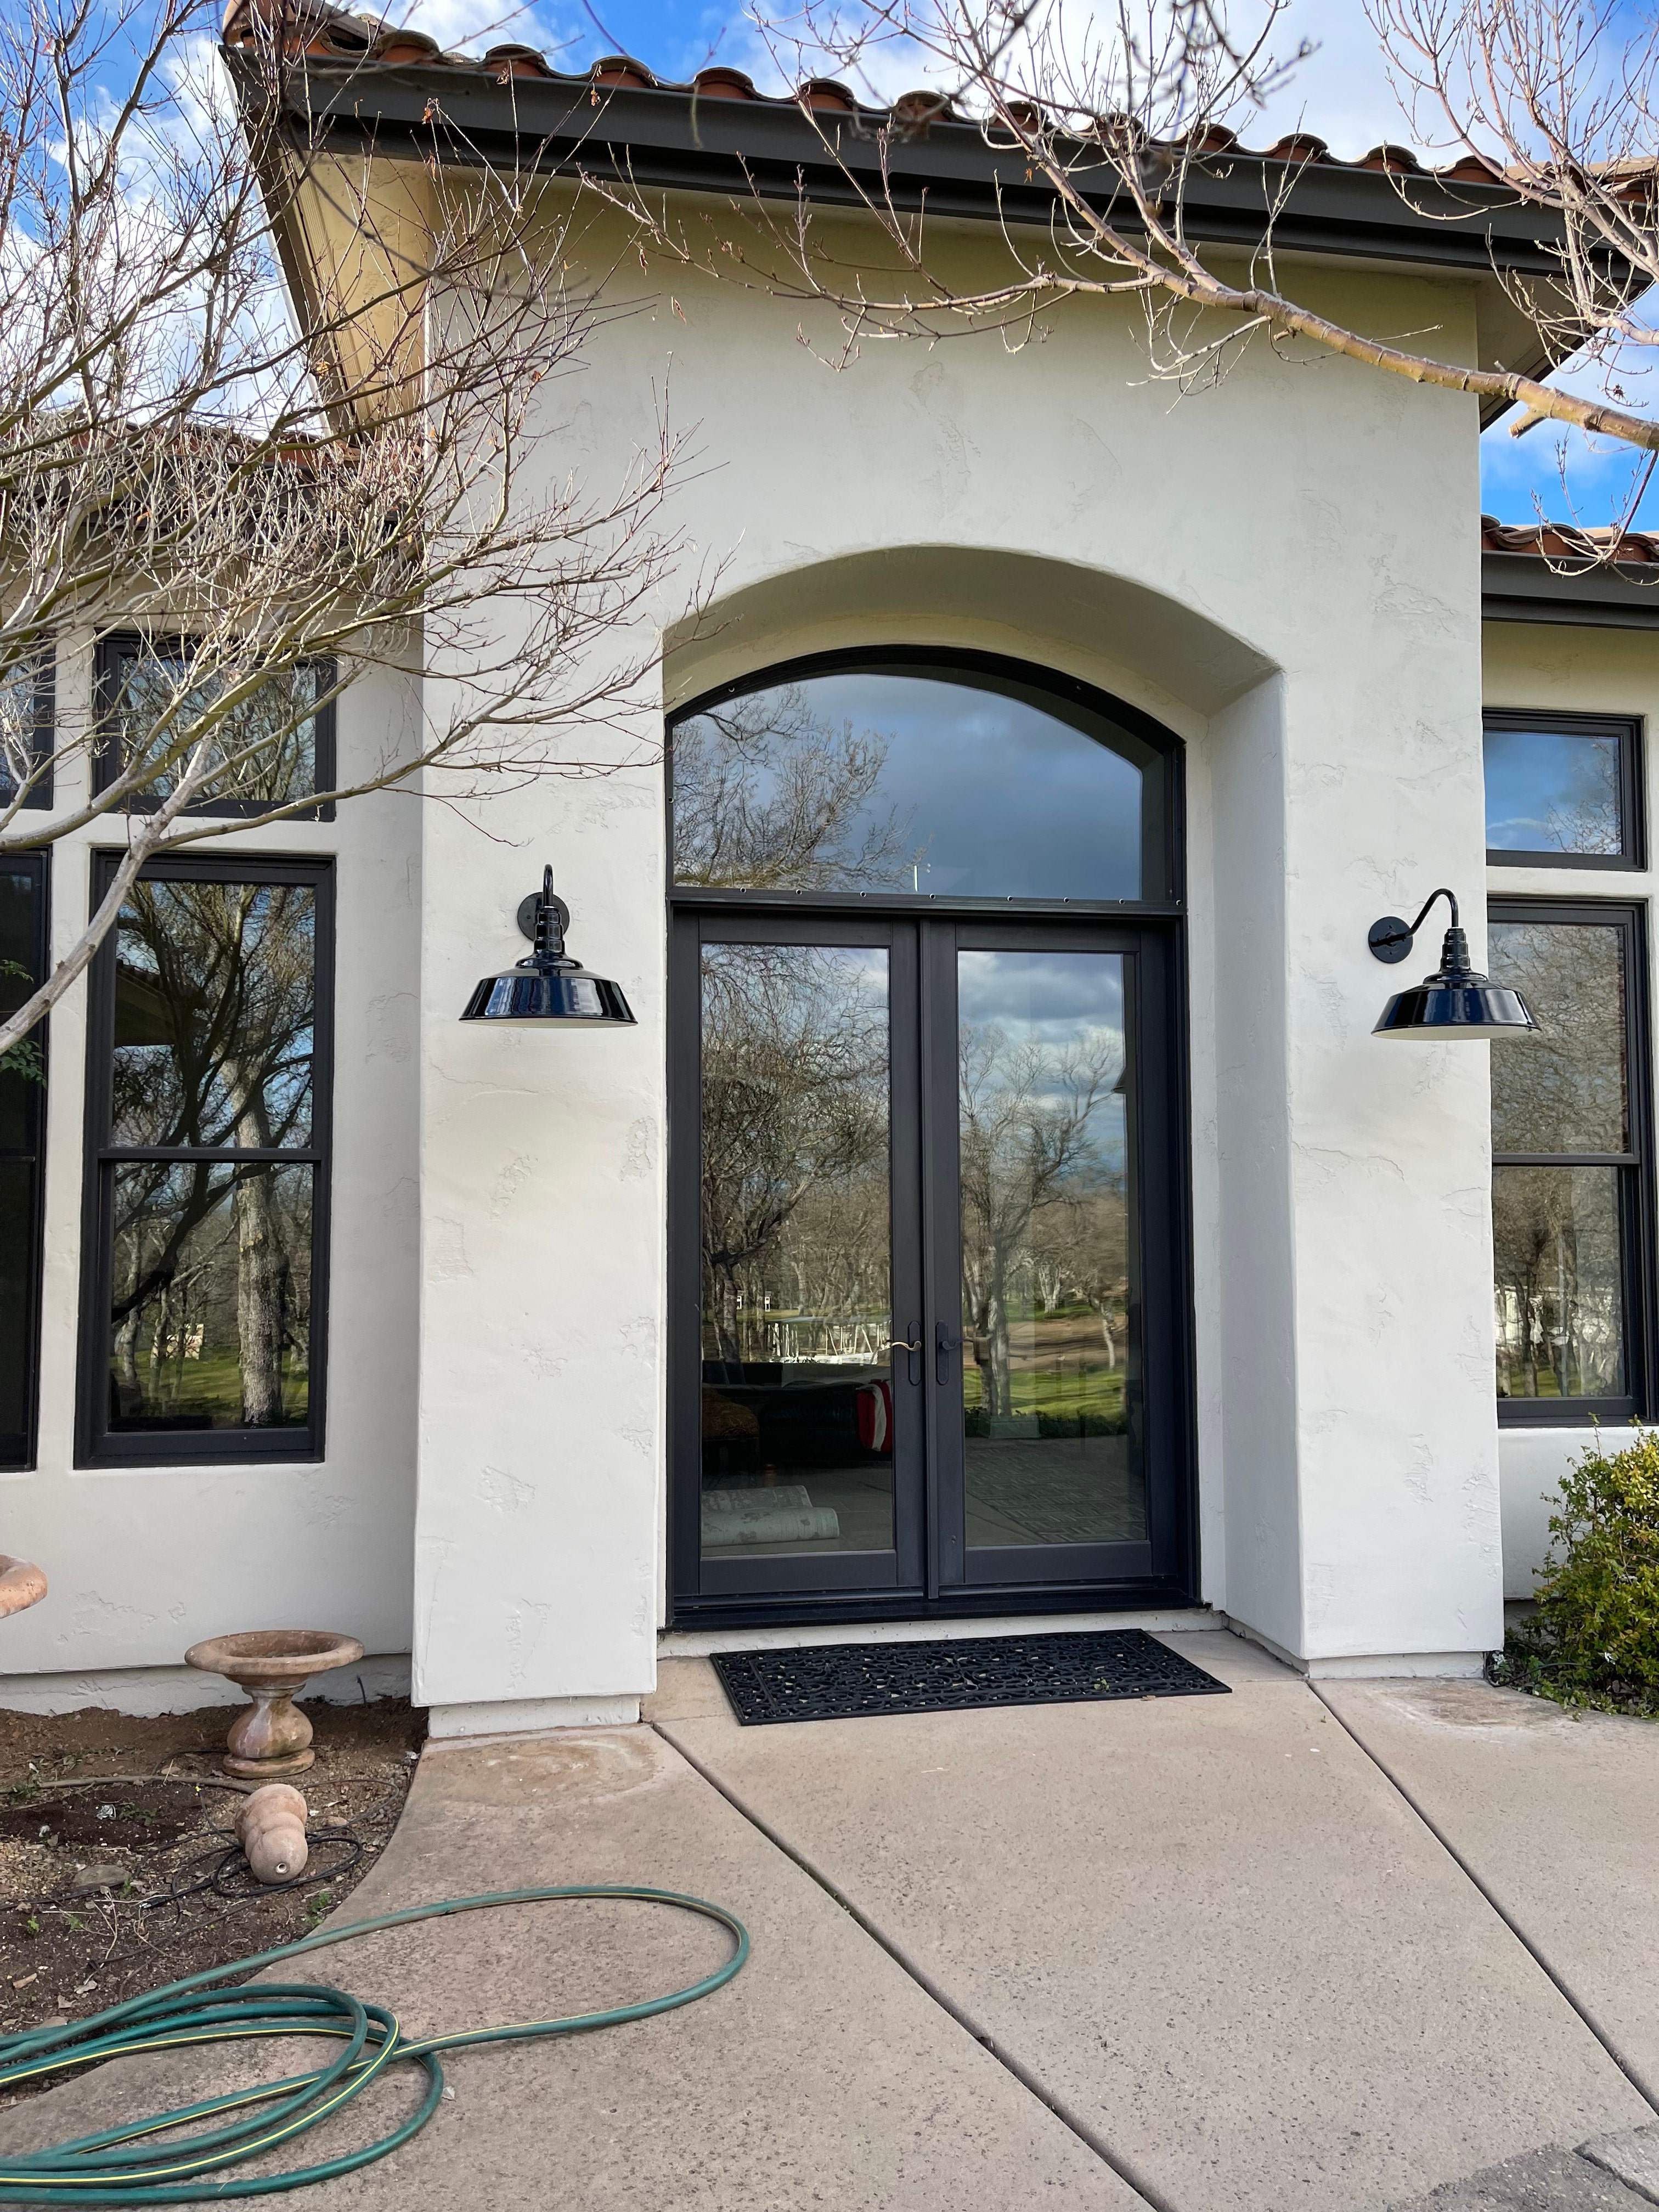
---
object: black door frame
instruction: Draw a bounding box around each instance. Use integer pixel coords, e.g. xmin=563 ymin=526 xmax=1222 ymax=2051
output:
xmin=665 ymin=650 xmax=1198 ymax=1629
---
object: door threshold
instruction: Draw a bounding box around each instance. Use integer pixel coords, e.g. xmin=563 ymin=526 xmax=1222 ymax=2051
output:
xmin=659 ymin=1605 xmax=1220 ymax=1658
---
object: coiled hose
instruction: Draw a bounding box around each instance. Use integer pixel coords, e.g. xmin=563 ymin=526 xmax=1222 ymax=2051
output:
xmin=0 ymin=1883 xmax=749 ymax=2204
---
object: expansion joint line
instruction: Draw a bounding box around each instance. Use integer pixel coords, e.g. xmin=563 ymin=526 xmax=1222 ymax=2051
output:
xmin=649 ymin=1719 xmax=1174 ymax=2212
xmin=1308 ymin=1684 xmax=1659 ymax=2123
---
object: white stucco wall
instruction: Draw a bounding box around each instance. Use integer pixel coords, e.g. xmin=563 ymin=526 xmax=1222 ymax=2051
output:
xmin=0 ymin=647 xmax=422 ymax=1705
xmin=1482 ymin=619 xmax=1659 ymax=1599
xmin=406 ymin=208 xmax=1508 ymax=1724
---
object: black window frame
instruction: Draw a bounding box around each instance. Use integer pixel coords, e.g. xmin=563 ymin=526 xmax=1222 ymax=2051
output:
xmin=93 ymin=634 xmax=337 ymax=822
xmin=1483 ymin=708 xmax=1645 ymax=871
xmin=1 ymin=851 xmax=49 ymax=1470
xmin=664 ymin=647 xmax=1197 ymax=1630
xmin=1 ymin=646 xmax=55 ymax=812
xmin=76 ymin=849 xmax=335 ymax=1467
xmin=1490 ymin=896 xmax=1655 ymax=1426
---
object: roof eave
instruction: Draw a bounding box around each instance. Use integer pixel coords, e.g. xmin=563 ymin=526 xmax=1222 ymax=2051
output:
xmin=255 ymin=58 xmax=1587 ymax=283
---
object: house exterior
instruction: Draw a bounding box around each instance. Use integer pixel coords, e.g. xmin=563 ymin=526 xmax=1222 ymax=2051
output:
xmin=3 ymin=22 xmax=1657 ymax=1735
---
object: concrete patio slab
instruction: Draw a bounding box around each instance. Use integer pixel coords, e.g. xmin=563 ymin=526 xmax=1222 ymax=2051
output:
xmin=652 ymin=1635 xmax=1652 ymax=2212
xmin=1319 ymin=1678 xmax=1659 ymax=2102
xmin=0 ymin=1725 xmax=1141 ymax=2211
xmin=1583 ymin=2121 xmax=1659 ymax=2206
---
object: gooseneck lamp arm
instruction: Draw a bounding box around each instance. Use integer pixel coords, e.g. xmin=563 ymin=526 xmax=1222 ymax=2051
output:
xmin=1368 ymin=888 xmax=1458 ymax=963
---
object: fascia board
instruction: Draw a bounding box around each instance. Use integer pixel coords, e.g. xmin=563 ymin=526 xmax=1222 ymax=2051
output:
xmin=1482 ymin=551 xmax=1659 ymax=628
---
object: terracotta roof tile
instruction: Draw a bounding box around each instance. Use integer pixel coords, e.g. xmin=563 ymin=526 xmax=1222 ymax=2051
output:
xmin=1481 ymin=513 xmax=1659 ymax=564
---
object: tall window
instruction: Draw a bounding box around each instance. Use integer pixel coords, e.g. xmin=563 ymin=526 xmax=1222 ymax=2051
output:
xmin=1487 ymin=902 xmax=1651 ymax=1419
xmin=78 ymin=854 xmax=332 ymax=1464
xmin=1483 ymin=710 xmax=1643 ymax=868
xmin=95 ymin=636 xmax=335 ymax=817
xmin=1 ymin=855 xmax=48 ymax=1468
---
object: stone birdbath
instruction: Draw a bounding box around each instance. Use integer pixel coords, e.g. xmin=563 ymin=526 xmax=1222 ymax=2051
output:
xmin=0 ymin=1555 xmax=47 ymax=1618
xmin=185 ymin=1630 xmax=365 ymax=1778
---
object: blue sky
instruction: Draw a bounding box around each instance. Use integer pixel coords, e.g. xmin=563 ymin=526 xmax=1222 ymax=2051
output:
xmin=299 ymin=0 xmax=1659 ymax=530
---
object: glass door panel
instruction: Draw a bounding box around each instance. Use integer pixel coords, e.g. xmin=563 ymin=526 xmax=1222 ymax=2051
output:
xmin=672 ymin=912 xmax=1180 ymax=1616
xmin=690 ymin=929 xmax=923 ymax=1595
xmin=955 ymin=948 xmax=1145 ymax=1553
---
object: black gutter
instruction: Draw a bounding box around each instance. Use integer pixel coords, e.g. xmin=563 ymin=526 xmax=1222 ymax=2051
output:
xmin=1482 ymin=551 xmax=1659 ymax=629
xmin=264 ymin=59 xmax=1583 ymax=279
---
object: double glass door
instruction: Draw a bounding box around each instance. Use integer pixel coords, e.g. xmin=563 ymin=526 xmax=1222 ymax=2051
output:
xmin=669 ymin=911 xmax=1189 ymax=1617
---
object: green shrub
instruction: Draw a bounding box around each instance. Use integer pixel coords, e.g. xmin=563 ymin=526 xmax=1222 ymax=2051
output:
xmin=1493 ymin=1425 xmax=1659 ymax=1717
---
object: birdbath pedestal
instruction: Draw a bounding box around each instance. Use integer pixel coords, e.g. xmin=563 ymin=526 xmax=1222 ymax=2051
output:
xmin=185 ymin=1630 xmax=365 ymax=1778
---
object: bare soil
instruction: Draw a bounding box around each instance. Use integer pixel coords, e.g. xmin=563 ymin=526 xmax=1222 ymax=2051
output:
xmin=0 ymin=1697 xmax=424 ymax=2101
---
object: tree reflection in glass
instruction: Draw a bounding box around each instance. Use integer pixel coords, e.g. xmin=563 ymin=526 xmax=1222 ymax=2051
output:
xmin=1484 ymin=726 xmax=1623 ymax=857
xmin=104 ymin=879 xmax=317 ymax=1432
xmin=957 ymin=951 xmax=1142 ymax=1548
xmin=108 ymin=647 xmax=323 ymax=808
xmin=699 ymin=943 xmax=895 ymax=1555
xmin=1493 ymin=1167 xmax=1622 ymax=1399
xmin=672 ymin=670 xmax=1145 ymax=900
xmin=1488 ymin=918 xmax=1629 ymax=1401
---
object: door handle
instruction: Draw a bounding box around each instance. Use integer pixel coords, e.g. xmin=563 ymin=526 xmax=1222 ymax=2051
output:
xmin=882 ymin=1329 xmax=922 ymax=1386
xmin=935 ymin=1322 xmax=966 ymax=1386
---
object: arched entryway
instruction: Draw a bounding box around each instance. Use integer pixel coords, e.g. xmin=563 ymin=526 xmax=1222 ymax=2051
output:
xmin=667 ymin=647 xmax=1194 ymax=1627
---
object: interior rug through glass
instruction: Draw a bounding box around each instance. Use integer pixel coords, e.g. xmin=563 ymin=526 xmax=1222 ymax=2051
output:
xmin=710 ymin=1628 xmax=1231 ymax=1725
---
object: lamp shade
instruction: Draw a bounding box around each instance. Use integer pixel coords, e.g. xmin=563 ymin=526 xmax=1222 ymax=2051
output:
xmin=460 ymin=866 xmax=635 ymax=1027
xmin=1372 ymin=922 xmax=1536 ymax=1040
xmin=461 ymin=967 xmax=635 ymax=1025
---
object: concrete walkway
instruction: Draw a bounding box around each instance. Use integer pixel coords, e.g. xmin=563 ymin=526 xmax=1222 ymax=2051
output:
xmin=4 ymin=1631 xmax=1659 ymax=2211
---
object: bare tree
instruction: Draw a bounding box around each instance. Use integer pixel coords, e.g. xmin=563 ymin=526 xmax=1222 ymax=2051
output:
xmin=0 ymin=0 xmax=690 ymax=1063
xmin=618 ymin=0 xmax=1659 ymax=542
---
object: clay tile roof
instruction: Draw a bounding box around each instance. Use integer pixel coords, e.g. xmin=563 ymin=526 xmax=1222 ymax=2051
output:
xmin=482 ymin=42 xmax=556 ymax=80
xmin=1265 ymin=132 xmax=1330 ymax=163
xmin=1481 ymin=512 xmax=1659 ymax=565
xmin=216 ymin=1 xmax=1575 ymax=207
xmin=1357 ymin=143 xmax=1423 ymax=174
xmin=797 ymin=77 xmax=859 ymax=113
xmin=691 ymin=67 xmax=760 ymax=100
xmin=588 ymin=54 xmax=658 ymax=89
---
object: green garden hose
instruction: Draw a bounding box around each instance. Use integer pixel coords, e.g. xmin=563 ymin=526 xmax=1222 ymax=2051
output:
xmin=0 ymin=1883 xmax=750 ymax=2204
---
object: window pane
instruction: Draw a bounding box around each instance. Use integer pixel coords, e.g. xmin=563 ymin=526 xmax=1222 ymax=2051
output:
xmin=956 ymin=950 xmax=1144 ymax=1548
xmin=1489 ymin=922 xmax=1626 ymax=1154
xmin=106 ymin=1161 xmax=313 ymax=1431
xmin=673 ymin=671 xmax=1145 ymax=899
xmin=0 ymin=659 xmax=43 ymax=806
xmin=1493 ymin=1166 xmax=1624 ymax=1398
xmin=0 ymin=1160 xmax=35 ymax=1456
xmin=699 ymin=941 xmax=895 ymax=1558
xmin=111 ymin=879 xmax=315 ymax=1148
xmin=1484 ymin=726 xmax=1623 ymax=856
xmin=110 ymin=647 xmax=320 ymax=806
xmin=0 ymin=864 xmax=43 ymax=1153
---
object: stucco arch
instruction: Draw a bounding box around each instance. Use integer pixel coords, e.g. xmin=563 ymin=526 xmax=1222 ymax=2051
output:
xmin=662 ymin=544 xmax=1278 ymax=732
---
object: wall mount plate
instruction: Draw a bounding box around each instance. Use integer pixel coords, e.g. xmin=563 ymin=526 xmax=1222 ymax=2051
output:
xmin=1368 ymin=916 xmax=1414 ymax=964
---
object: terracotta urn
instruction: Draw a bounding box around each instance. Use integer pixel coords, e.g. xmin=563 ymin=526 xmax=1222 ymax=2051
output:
xmin=0 ymin=1556 xmax=47 ymax=1619
xmin=185 ymin=1629 xmax=365 ymax=1778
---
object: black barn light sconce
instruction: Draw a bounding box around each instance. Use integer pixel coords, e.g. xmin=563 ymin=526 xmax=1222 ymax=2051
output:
xmin=1368 ymin=888 xmax=1536 ymax=1040
xmin=460 ymin=865 xmax=635 ymax=1026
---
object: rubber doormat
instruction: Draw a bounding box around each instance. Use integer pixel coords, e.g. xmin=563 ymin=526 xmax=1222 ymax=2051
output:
xmin=710 ymin=1629 xmax=1232 ymax=1725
